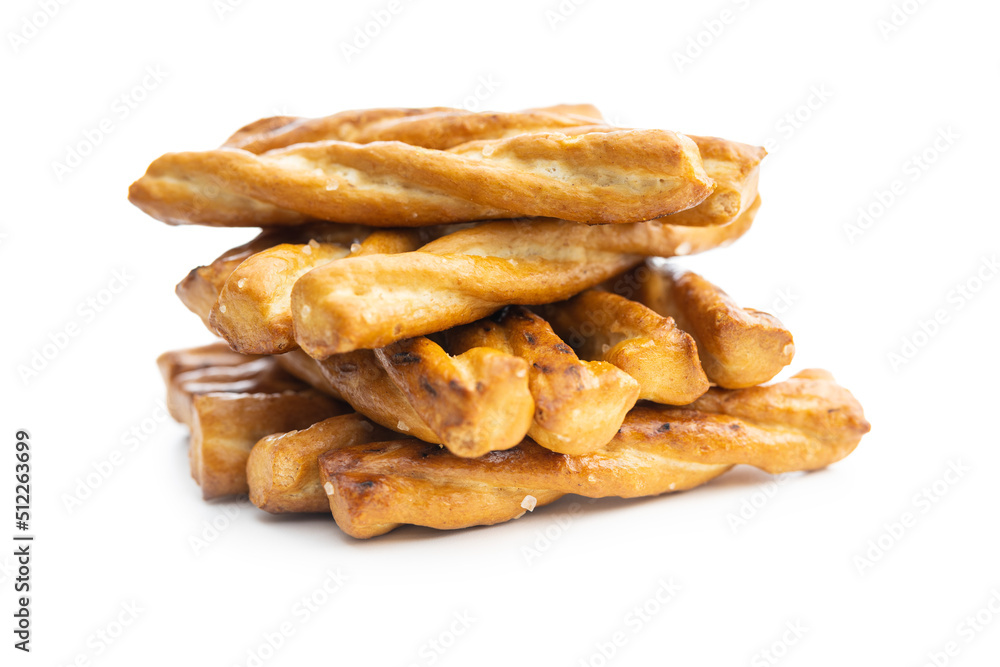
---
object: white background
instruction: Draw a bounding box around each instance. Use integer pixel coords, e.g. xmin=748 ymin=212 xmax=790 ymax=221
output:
xmin=2 ymin=0 xmax=999 ymax=665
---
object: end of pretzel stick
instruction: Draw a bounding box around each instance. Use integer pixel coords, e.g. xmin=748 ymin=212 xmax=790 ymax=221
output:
xmin=374 ymin=337 xmax=535 ymax=458
xmin=631 ymin=263 xmax=795 ymax=388
xmin=210 ymin=242 xmax=349 ymax=354
xmin=247 ymin=413 xmax=395 ymax=514
xmin=445 ymin=307 xmax=639 ymax=455
xmin=540 ymin=290 xmax=710 ymax=405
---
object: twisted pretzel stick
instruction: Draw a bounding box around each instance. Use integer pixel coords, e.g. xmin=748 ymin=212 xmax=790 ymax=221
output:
xmin=175 ymin=223 xmax=371 ymax=331
xmin=626 ymin=262 xmax=795 ymax=388
xmin=128 ymin=128 xmax=713 ymax=227
xmin=319 ymin=370 xmax=870 ymax=538
xmin=292 ymin=195 xmax=760 ymax=357
xmin=538 ymin=290 xmax=710 ymax=405
xmin=219 ymin=105 xmax=763 ymax=230
xmin=224 ymin=104 xmax=606 ymax=153
xmin=210 ymin=228 xmax=431 ymax=354
xmin=248 ymin=413 xmax=394 ymax=513
xmin=444 ymin=307 xmax=640 ymax=455
xmin=157 ymin=345 xmax=346 ymax=499
xmin=179 ymin=235 xmax=535 ymax=458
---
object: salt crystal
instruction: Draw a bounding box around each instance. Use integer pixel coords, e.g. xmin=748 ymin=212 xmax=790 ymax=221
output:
xmin=236 ymin=279 xmax=246 ymax=289
xmin=520 ymin=495 xmax=537 ymax=512
xmin=323 ymin=482 xmax=335 ymax=495
xmin=218 ymin=304 xmax=227 ymax=314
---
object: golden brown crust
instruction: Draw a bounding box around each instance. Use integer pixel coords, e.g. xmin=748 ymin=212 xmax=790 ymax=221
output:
xmin=157 ymin=345 xmax=347 ymax=499
xmin=173 ymin=240 xmax=539 ymax=458
xmin=630 ymin=263 xmax=795 ymax=388
xmin=668 ymin=136 xmax=765 ymax=227
xmin=210 ymin=241 xmax=350 ymax=353
xmin=128 ymin=129 xmax=714 ymax=227
xmin=221 ymin=105 xmax=602 ymax=153
xmin=190 ymin=228 xmax=430 ymax=354
xmin=290 ymin=196 xmax=760 ymax=356
xmin=444 ymin=307 xmax=640 ymax=455
xmin=309 ymin=337 xmax=535 ymax=458
xmin=318 ymin=370 xmax=870 ymax=538
xmin=539 ymin=290 xmax=710 ymax=405
xmin=247 ymin=414 xmax=395 ymax=513
xmin=157 ymin=344 xmax=279 ymax=425
xmin=175 ymin=223 xmax=373 ymax=331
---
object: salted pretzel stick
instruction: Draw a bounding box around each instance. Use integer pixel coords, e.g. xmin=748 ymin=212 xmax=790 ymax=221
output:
xmin=319 ymin=370 xmax=870 ymax=538
xmin=175 ymin=223 xmax=371 ymax=331
xmin=292 ymin=196 xmax=760 ymax=357
xmin=444 ymin=307 xmax=639 ymax=455
xmin=157 ymin=345 xmax=346 ymax=499
xmin=248 ymin=413 xmax=395 ymax=513
xmin=176 ymin=233 xmax=535 ymax=457
xmin=538 ymin=290 xmax=709 ymax=405
xmin=128 ymin=129 xmax=713 ymax=227
xmin=224 ymin=104 xmax=606 ymax=153
xmin=624 ymin=262 xmax=795 ymax=388
xmin=210 ymin=228 xmax=429 ymax=354
xmin=221 ymin=105 xmax=764 ymax=230
xmin=308 ymin=337 xmax=535 ymax=458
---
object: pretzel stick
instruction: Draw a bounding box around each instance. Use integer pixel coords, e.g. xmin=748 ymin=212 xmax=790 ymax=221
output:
xmin=219 ymin=106 xmax=763 ymax=230
xmin=444 ymin=307 xmax=639 ymax=455
xmin=176 ymin=223 xmax=372 ymax=331
xmin=210 ymin=229 xmax=429 ymax=354
xmin=538 ymin=290 xmax=709 ymax=405
xmin=318 ymin=370 xmax=870 ymax=538
xmin=157 ymin=345 xmax=346 ymax=499
xmin=157 ymin=342 xmax=261 ymax=424
xmin=547 ymin=127 xmax=765 ymax=228
xmin=128 ymin=129 xmax=713 ymax=227
xmin=309 ymin=337 xmax=534 ymax=458
xmin=248 ymin=413 xmax=395 ymax=513
xmin=176 ymin=233 xmax=536 ymax=457
xmin=224 ymin=104 xmax=606 ymax=153
xmin=292 ymin=196 xmax=760 ymax=357
xmin=626 ymin=263 xmax=795 ymax=388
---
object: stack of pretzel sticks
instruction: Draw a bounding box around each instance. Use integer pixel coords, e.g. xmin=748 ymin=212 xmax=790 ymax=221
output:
xmin=135 ymin=103 xmax=869 ymax=538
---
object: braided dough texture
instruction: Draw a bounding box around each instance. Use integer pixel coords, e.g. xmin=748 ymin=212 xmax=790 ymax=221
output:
xmin=292 ymin=196 xmax=760 ymax=356
xmin=318 ymin=369 xmax=870 ymax=538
